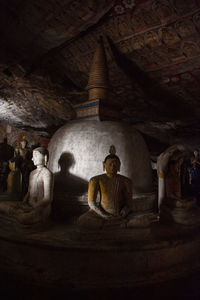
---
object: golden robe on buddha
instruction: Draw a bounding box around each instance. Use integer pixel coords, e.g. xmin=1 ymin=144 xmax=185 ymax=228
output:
xmin=78 ymin=173 xmax=133 ymax=229
xmin=89 ymin=174 xmax=132 ymax=216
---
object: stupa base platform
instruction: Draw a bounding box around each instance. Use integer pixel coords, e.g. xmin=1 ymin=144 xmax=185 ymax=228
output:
xmin=0 ymin=216 xmax=200 ymax=291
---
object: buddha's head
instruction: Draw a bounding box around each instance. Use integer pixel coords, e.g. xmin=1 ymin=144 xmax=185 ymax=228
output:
xmin=32 ymin=147 xmax=49 ymax=167
xmin=20 ymin=137 xmax=28 ymax=149
xmin=103 ymin=145 xmax=121 ymax=176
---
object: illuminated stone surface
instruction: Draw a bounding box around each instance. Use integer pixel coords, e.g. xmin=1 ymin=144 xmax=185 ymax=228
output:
xmin=48 ymin=120 xmax=153 ymax=194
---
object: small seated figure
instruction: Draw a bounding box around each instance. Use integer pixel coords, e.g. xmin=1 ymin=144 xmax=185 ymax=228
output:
xmin=158 ymin=145 xmax=200 ymax=225
xmin=0 ymin=147 xmax=53 ymax=226
xmin=78 ymin=146 xmax=133 ymax=228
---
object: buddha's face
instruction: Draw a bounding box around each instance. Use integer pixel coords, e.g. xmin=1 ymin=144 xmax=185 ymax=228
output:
xmin=104 ymin=158 xmax=120 ymax=176
xmin=32 ymin=150 xmax=45 ymax=166
xmin=20 ymin=140 xmax=27 ymax=149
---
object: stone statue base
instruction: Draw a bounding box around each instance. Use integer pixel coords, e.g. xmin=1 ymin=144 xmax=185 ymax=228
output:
xmin=0 ymin=210 xmax=52 ymax=234
xmin=0 ymin=219 xmax=200 ymax=290
xmin=0 ymin=200 xmax=52 ymax=233
xmin=160 ymin=197 xmax=200 ymax=226
xmin=0 ymin=192 xmax=22 ymax=202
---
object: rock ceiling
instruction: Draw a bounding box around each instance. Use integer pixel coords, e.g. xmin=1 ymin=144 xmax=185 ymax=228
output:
xmin=1 ymin=0 xmax=200 ymax=150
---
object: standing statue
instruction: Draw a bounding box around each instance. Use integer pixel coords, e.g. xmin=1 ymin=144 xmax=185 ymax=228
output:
xmin=7 ymin=156 xmax=22 ymax=197
xmin=78 ymin=146 xmax=133 ymax=228
xmin=18 ymin=137 xmax=34 ymax=195
xmin=0 ymin=147 xmax=54 ymax=225
xmin=157 ymin=144 xmax=185 ymax=210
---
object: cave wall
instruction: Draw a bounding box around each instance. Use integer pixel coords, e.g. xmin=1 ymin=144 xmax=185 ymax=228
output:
xmin=0 ymin=121 xmax=50 ymax=149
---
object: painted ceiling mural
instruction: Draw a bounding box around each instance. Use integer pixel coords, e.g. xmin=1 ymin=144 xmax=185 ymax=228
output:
xmin=0 ymin=0 xmax=200 ymax=147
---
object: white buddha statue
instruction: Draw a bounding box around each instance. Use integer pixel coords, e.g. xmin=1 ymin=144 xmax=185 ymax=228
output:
xmin=0 ymin=147 xmax=54 ymax=225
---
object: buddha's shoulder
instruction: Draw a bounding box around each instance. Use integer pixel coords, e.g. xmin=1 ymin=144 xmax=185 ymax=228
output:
xmin=117 ymin=174 xmax=132 ymax=184
xmin=40 ymin=167 xmax=53 ymax=177
xmin=89 ymin=174 xmax=107 ymax=183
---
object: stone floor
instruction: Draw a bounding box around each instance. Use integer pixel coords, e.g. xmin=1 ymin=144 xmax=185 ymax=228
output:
xmin=0 ymin=217 xmax=199 ymax=293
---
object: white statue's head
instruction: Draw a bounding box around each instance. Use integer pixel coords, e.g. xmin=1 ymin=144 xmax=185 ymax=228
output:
xmin=32 ymin=147 xmax=49 ymax=167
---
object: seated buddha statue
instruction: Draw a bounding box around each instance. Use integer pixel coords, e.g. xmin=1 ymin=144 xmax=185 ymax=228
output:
xmin=0 ymin=147 xmax=54 ymax=225
xmin=78 ymin=146 xmax=133 ymax=228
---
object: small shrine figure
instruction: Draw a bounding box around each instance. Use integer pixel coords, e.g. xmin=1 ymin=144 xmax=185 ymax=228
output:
xmin=18 ymin=137 xmax=34 ymax=195
xmin=18 ymin=136 xmax=30 ymax=160
xmin=7 ymin=156 xmax=22 ymax=197
xmin=0 ymin=147 xmax=54 ymax=226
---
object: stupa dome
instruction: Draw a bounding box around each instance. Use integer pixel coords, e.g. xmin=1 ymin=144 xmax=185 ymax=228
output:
xmin=48 ymin=120 xmax=153 ymax=194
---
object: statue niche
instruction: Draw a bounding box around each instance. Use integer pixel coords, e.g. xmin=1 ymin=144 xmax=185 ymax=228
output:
xmin=159 ymin=146 xmax=200 ymax=225
xmin=165 ymin=152 xmax=191 ymax=200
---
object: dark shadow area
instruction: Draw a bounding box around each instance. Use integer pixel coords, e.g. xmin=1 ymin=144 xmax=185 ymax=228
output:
xmin=107 ymin=36 xmax=195 ymax=122
xmin=1 ymin=270 xmax=200 ymax=300
xmin=53 ymin=152 xmax=88 ymax=220
xmin=0 ymin=138 xmax=14 ymax=191
xmin=0 ymin=138 xmax=14 ymax=161
xmin=141 ymin=132 xmax=169 ymax=156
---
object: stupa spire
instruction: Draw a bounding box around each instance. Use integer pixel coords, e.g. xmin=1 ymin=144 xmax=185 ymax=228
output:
xmin=74 ymin=37 xmax=122 ymax=121
xmin=86 ymin=37 xmax=109 ymax=100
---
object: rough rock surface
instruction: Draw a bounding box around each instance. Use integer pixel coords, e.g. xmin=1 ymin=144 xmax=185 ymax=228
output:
xmin=1 ymin=0 xmax=200 ymax=150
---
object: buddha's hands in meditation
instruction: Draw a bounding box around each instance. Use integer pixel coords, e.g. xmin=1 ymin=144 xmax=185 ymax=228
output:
xmin=99 ymin=209 xmax=113 ymax=219
xmin=16 ymin=203 xmax=33 ymax=214
xmin=120 ymin=206 xmax=131 ymax=218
